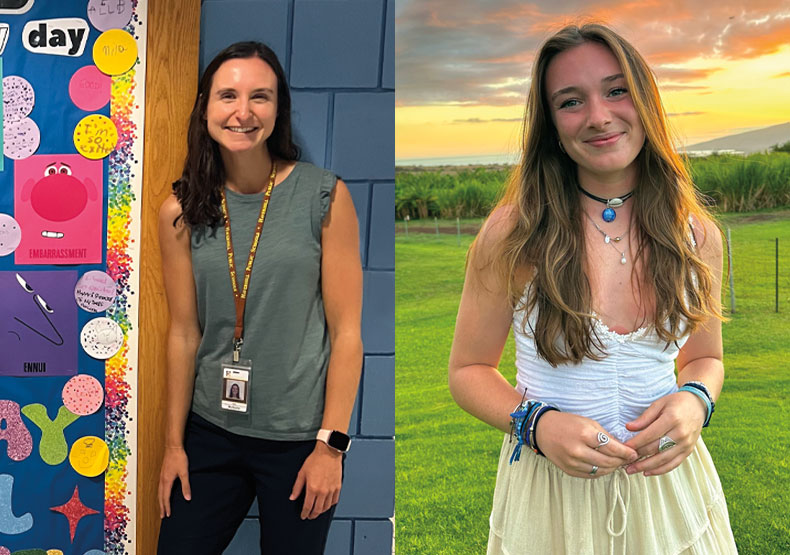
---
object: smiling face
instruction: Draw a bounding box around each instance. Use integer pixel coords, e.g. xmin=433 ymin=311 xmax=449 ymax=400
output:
xmin=205 ymin=57 xmax=278 ymax=155
xmin=545 ymin=41 xmax=645 ymax=187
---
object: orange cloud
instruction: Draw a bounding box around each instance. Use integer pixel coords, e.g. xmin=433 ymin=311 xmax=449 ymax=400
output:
xmin=395 ymin=0 xmax=790 ymax=106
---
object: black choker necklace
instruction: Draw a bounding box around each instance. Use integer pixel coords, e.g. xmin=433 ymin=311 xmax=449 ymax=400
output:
xmin=578 ymin=185 xmax=634 ymax=222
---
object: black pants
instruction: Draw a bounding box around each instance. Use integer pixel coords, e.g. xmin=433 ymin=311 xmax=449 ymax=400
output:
xmin=157 ymin=413 xmax=337 ymax=554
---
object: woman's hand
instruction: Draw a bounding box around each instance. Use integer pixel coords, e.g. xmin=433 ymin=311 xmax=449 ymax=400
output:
xmin=290 ymin=442 xmax=343 ymax=520
xmin=158 ymin=446 xmax=191 ymax=518
xmin=623 ymin=391 xmax=707 ymax=476
xmin=536 ymin=411 xmax=638 ymax=479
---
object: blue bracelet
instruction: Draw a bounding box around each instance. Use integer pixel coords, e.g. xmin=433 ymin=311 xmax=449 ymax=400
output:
xmin=527 ymin=405 xmax=559 ymax=457
xmin=678 ymin=385 xmax=714 ymax=427
xmin=509 ymin=400 xmax=537 ymax=464
xmin=509 ymin=400 xmax=551 ymax=463
xmin=680 ymin=381 xmax=716 ymax=426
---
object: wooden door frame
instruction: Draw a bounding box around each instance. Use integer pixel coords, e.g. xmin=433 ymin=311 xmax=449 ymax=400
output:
xmin=137 ymin=0 xmax=200 ymax=550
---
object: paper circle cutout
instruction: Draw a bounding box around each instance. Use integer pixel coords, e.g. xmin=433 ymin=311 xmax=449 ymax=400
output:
xmin=4 ymin=118 xmax=40 ymax=160
xmin=75 ymin=271 xmax=117 ymax=312
xmin=0 ymin=214 xmax=21 ymax=256
xmin=69 ymin=436 xmax=109 ymax=477
xmin=93 ymin=29 xmax=137 ymax=75
xmin=47 ymin=550 xmax=64 ymax=555
xmin=74 ymin=114 xmax=118 ymax=159
xmin=2 ymin=75 xmax=34 ymax=123
xmin=87 ymin=0 xmax=133 ymax=32
xmin=84 ymin=551 xmax=106 ymax=555
xmin=81 ymin=317 xmax=124 ymax=360
xmin=69 ymin=65 xmax=111 ymax=111
xmin=62 ymin=374 xmax=104 ymax=416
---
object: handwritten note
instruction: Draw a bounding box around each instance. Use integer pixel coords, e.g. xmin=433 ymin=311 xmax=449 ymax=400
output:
xmin=73 ymin=114 xmax=118 ymax=159
xmin=87 ymin=0 xmax=133 ymax=32
xmin=3 ymin=75 xmax=34 ymax=123
xmin=0 ymin=214 xmax=20 ymax=257
xmin=4 ymin=118 xmax=40 ymax=160
xmin=92 ymin=28 xmax=137 ymax=75
xmin=69 ymin=65 xmax=111 ymax=111
xmin=74 ymin=270 xmax=117 ymax=312
xmin=69 ymin=436 xmax=109 ymax=477
xmin=62 ymin=374 xmax=104 ymax=416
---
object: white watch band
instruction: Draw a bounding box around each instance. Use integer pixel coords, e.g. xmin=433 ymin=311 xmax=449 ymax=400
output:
xmin=316 ymin=429 xmax=332 ymax=444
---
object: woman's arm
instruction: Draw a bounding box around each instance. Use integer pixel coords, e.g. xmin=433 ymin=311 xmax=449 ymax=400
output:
xmin=290 ymin=179 xmax=363 ymax=520
xmin=674 ymin=215 xmax=725 ymax=399
xmin=624 ymin=214 xmax=724 ymax=476
xmin=157 ymin=195 xmax=203 ymax=517
xmin=448 ymin=206 xmax=522 ymax=433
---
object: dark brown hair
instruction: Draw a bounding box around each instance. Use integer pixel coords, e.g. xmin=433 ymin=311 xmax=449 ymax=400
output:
xmin=173 ymin=41 xmax=299 ymax=228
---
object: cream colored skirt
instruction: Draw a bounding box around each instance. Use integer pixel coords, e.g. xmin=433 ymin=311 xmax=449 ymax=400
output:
xmin=488 ymin=435 xmax=738 ymax=555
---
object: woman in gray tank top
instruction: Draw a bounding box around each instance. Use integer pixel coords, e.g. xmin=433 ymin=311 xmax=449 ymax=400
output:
xmin=156 ymin=41 xmax=363 ymax=554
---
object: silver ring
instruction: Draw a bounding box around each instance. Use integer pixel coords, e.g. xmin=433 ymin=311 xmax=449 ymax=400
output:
xmin=589 ymin=465 xmax=598 ymax=476
xmin=658 ymin=435 xmax=677 ymax=452
xmin=595 ymin=432 xmax=610 ymax=450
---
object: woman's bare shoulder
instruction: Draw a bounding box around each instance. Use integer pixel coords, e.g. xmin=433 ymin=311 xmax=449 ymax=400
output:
xmin=159 ymin=194 xmax=182 ymax=219
xmin=690 ymin=212 xmax=722 ymax=261
xmin=159 ymin=194 xmax=187 ymax=231
xmin=478 ymin=204 xmax=519 ymax=247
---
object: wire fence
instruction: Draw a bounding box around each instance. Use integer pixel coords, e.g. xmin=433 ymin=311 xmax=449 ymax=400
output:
xmin=397 ymin=219 xmax=790 ymax=314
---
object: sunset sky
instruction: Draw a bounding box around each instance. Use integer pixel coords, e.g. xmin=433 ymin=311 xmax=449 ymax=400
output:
xmin=395 ymin=0 xmax=790 ymax=162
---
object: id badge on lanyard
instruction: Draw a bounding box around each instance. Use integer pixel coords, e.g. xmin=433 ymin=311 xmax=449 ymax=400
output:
xmin=221 ymin=358 xmax=252 ymax=413
xmin=218 ymin=163 xmax=276 ymax=414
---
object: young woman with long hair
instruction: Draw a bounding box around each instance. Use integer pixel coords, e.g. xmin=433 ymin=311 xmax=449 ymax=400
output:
xmin=156 ymin=41 xmax=362 ymax=554
xmin=449 ymin=24 xmax=737 ymax=553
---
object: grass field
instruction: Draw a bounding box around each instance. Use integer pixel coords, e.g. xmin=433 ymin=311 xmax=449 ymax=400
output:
xmin=395 ymin=213 xmax=790 ymax=554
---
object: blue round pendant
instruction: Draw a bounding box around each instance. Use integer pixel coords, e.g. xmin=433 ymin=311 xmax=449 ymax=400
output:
xmin=602 ymin=208 xmax=616 ymax=222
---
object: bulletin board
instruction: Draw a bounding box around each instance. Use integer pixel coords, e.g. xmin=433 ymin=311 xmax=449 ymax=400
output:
xmin=0 ymin=1 xmax=146 ymax=554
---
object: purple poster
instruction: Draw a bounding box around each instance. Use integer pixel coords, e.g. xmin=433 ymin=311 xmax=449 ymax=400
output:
xmin=0 ymin=270 xmax=78 ymax=376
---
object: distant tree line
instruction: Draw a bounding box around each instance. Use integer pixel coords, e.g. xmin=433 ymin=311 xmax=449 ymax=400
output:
xmin=396 ymin=148 xmax=790 ymax=220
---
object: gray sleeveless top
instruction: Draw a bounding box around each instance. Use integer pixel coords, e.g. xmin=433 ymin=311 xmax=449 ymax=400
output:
xmin=190 ymin=161 xmax=336 ymax=440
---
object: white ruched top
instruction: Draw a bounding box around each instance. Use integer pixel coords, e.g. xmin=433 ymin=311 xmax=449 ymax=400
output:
xmin=513 ymin=306 xmax=689 ymax=443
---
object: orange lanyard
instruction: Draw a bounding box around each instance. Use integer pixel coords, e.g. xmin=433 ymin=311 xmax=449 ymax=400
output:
xmin=220 ymin=163 xmax=277 ymax=362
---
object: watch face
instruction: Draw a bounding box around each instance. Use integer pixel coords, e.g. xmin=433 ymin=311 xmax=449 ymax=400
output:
xmin=80 ymin=316 xmax=124 ymax=360
xmin=328 ymin=431 xmax=351 ymax=452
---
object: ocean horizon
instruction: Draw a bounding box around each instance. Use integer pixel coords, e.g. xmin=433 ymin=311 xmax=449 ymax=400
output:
xmin=396 ymin=152 xmax=519 ymax=167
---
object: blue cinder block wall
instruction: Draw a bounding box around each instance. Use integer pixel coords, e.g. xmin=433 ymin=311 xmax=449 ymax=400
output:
xmin=200 ymin=1 xmax=395 ymax=553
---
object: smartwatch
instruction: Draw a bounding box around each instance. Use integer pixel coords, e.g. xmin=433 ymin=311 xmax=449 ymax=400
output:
xmin=316 ymin=429 xmax=351 ymax=453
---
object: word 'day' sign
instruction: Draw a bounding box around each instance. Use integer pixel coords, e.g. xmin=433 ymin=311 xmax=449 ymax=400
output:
xmin=22 ymin=18 xmax=89 ymax=57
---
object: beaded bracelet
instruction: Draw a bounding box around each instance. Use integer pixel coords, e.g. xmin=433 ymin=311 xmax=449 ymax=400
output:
xmin=678 ymin=381 xmax=715 ymax=427
xmin=509 ymin=400 xmax=540 ymax=463
xmin=509 ymin=399 xmax=559 ymax=463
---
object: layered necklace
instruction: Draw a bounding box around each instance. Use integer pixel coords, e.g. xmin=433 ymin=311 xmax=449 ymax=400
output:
xmin=584 ymin=211 xmax=630 ymax=265
xmin=578 ymin=184 xmax=633 ymax=222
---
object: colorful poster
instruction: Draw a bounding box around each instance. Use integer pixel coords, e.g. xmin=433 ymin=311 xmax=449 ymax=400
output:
xmin=0 ymin=1 xmax=145 ymax=553
xmin=14 ymin=155 xmax=103 ymax=264
xmin=0 ymin=271 xmax=78 ymax=376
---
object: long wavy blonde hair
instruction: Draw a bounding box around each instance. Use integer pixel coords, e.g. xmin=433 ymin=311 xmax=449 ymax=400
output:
xmin=476 ymin=23 xmax=721 ymax=366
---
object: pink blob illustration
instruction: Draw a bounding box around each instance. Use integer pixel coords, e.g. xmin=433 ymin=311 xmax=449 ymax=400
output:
xmin=30 ymin=174 xmax=89 ymax=222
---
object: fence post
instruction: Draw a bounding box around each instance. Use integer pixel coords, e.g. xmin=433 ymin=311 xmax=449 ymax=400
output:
xmin=434 ymin=217 xmax=439 ymax=235
xmin=456 ymin=217 xmax=461 ymax=246
xmin=726 ymin=227 xmax=735 ymax=314
xmin=404 ymin=215 xmax=409 ymax=237
xmin=776 ymin=237 xmax=779 ymax=313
